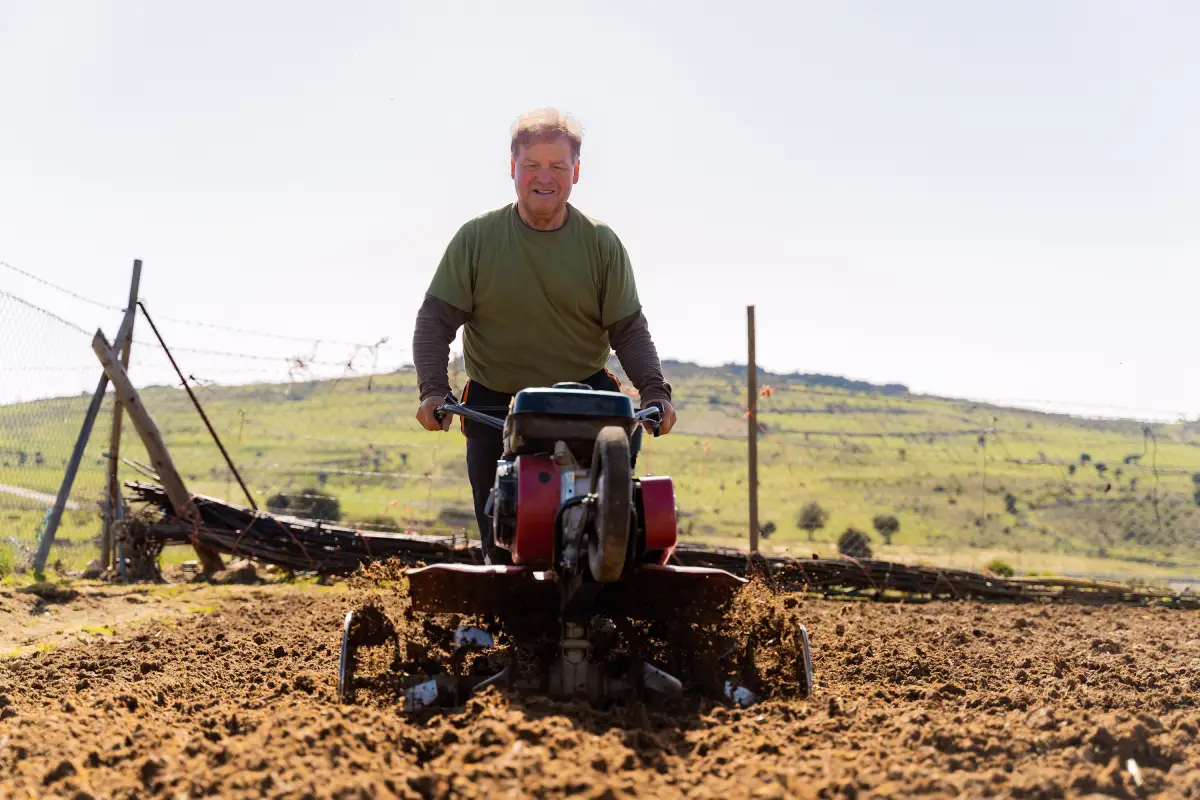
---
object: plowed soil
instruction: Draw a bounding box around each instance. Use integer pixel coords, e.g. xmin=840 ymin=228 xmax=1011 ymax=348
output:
xmin=3 ymin=572 xmax=1200 ymax=799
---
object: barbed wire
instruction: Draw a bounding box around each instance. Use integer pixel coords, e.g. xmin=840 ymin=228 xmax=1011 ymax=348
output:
xmin=149 ymin=312 xmax=393 ymax=349
xmin=0 ymin=261 xmax=124 ymax=312
xmin=2 ymin=258 xmax=404 ymax=352
xmin=0 ymin=289 xmax=94 ymax=337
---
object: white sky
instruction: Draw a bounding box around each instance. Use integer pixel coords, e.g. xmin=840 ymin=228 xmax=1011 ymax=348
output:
xmin=1 ymin=1 xmax=1196 ymax=420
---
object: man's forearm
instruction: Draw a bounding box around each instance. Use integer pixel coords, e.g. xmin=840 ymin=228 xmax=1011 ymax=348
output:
xmin=413 ymin=294 xmax=470 ymax=401
xmin=607 ymin=310 xmax=672 ymax=404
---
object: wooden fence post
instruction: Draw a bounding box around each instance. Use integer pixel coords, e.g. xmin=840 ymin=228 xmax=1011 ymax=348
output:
xmin=747 ymin=305 xmax=759 ymax=555
xmin=102 ymin=259 xmax=142 ymax=570
xmin=92 ymin=329 xmax=225 ymax=574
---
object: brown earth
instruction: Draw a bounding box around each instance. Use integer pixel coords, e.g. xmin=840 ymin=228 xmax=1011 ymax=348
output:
xmin=0 ymin=579 xmax=263 ymax=656
xmin=2 ymin=572 xmax=1200 ymax=799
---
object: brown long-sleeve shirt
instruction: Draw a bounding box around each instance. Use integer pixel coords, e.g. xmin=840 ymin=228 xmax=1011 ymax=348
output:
xmin=412 ymin=294 xmax=672 ymax=405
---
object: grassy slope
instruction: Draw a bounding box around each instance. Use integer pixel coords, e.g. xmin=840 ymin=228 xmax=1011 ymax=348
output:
xmin=3 ymin=361 xmax=1200 ymax=575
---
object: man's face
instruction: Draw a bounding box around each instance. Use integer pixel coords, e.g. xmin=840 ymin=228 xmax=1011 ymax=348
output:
xmin=511 ymin=137 xmax=579 ymax=220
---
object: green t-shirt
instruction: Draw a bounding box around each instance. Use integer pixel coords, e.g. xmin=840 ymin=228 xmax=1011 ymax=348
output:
xmin=426 ymin=203 xmax=642 ymax=394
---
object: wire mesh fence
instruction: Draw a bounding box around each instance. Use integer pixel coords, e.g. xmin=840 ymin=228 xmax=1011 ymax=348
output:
xmin=0 ymin=289 xmax=115 ymax=570
xmin=127 ymin=311 xmax=475 ymax=543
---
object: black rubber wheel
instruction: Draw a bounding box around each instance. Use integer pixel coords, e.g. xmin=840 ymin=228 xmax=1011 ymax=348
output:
xmin=589 ymin=426 xmax=633 ymax=582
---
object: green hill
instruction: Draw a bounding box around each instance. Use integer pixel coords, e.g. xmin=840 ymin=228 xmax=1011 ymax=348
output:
xmin=3 ymin=359 xmax=1200 ymax=577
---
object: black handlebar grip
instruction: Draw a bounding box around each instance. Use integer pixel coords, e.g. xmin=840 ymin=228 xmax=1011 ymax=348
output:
xmin=646 ymin=401 xmax=665 ymax=437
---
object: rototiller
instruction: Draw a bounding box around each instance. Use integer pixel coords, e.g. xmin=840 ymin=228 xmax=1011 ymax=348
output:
xmin=336 ymin=383 xmax=814 ymax=709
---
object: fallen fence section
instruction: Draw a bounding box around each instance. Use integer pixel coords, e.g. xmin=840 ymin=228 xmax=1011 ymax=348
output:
xmin=124 ymin=482 xmax=478 ymax=575
xmin=125 ymin=482 xmax=1199 ymax=609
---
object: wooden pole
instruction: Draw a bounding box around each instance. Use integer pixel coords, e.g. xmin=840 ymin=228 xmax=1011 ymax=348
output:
xmin=102 ymin=259 xmax=142 ymax=570
xmin=32 ymin=298 xmax=140 ymax=575
xmin=92 ymin=328 xmax=226 ymax=574
xmin=747 ymin=305 xmax=759 ymax=555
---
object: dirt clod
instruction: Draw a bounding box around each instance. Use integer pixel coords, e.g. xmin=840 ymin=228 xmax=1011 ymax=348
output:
xmin=43 ymin=759 xmax=76 ymax=785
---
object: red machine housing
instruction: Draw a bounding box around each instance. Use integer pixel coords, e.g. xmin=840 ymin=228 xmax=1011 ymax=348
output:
xmin=639 ymin=475 xmax=678 ymax=565
xmin=512 ymin=455 xmax=558 ymax=564
xmin=507 ymin=457 xmax=678 ymax=569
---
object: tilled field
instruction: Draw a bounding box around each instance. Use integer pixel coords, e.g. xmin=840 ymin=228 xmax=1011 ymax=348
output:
xmin=3 ymin=577 xmax=1200 ymax=799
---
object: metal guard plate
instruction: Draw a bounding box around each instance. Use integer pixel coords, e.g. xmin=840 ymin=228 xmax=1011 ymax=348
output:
xmin=407 ymin=563 xmax=746 ymax=625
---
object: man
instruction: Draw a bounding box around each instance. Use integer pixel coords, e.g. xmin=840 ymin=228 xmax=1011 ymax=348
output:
xmin=411 ymin=107 xmax=676 ymax=562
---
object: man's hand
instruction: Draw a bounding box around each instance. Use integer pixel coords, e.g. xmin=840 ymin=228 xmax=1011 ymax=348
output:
xmin=416 ymin=396 xmax=452 ymax=432
xmin=644 ymin=399 xmax=676 ymax=436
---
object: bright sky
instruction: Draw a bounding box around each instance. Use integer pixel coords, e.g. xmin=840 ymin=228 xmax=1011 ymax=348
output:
xmin=1 ymin=1 xmax=1196 ymax=420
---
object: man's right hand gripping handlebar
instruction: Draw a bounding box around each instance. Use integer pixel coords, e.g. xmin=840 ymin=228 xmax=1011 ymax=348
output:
xmin=416 ymin=394 xmax=454 ymax=432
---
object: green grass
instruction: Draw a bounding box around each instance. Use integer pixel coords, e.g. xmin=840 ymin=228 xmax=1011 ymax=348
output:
xmin=0 ymin=508 xmax=101 ymax=575
xmin=3 ymin=361 xmax=1200 ymax=576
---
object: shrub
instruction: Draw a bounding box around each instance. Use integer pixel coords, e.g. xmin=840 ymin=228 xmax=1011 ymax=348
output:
xmin=1004 ymin=493 xmax=1018 ymax=515
xmin=796 ymin=502 xmax=828 ymax=542
xmin=265 ymin=488 xmax=341 ymax=521
xmin=837 ymin=527 xmax=872 ymax=559
xmin=985 ymin=558 xmax=1015 ymax=577
xmin=759 ymin=520 xmax=777 ymax=540
xmin=872 ymin=514 xmax=899 ymax=545
xmin=0 ymin=543 xmax=13 ymax=577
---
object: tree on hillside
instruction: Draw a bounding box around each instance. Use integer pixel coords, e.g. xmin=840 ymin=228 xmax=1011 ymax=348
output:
xmin=872 ymin=514 xmax=900 ymax=545
xmin=837 ymin=527 xmax=872 ymax=559
xmin=796 ymin=502 xmax=829 ymax=542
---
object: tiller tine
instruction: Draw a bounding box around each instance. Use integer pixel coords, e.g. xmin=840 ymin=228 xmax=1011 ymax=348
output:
xmin=337 ymin=604 xmax=401 ymax=704
xmin=338 ymin=601 xmax=508 ymax=710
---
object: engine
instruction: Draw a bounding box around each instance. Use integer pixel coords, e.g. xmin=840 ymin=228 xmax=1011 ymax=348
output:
xmin=489 ymin=455 xmax=677 ymax=570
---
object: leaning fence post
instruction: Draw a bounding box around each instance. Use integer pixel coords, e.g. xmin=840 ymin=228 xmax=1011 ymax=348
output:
xmin=32 ymin=293 xmax=140 ymax=575
xmin=92 ymin=328 xmax=225 ymax=574
xmin=102 ymin=259 xmax=142 ymax=571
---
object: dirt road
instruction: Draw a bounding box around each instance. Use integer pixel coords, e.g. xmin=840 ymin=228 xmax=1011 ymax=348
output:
xmin=0 ymin=482 xmax=80 ymax=510
xmin=2 ymin=576 xmax=1199 ymax=798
